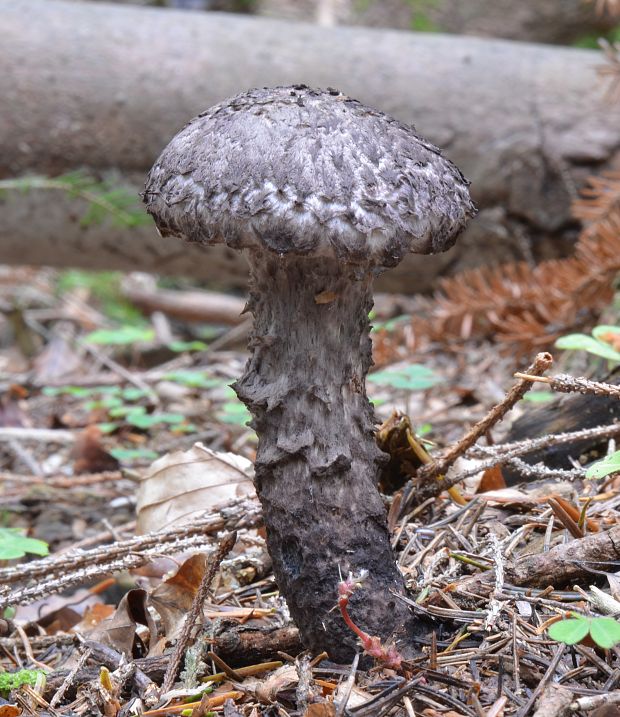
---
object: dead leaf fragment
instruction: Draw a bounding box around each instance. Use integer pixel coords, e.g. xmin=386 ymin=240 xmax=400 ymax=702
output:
xmin=149 ymin=553 xmax=209 ymax=645
xmin=304 ymin=704 xmax=336 ymax=716
xmin=33 ymin=324 xmax=81 ymax=382
xmin=248 ymin=664 xmax=298 ymax=703
xmin=87 ymin=589 xmax=155 ymax=657
xmin=71 ymin=425 xmax=120 ymax=475
xmin=0 ymin=705 xmax=22 ymax=717
xmin=314 ymin=290 xmax=337 ymax=304
xmin=136 ymin=443 xmax=255 ymax=533
xmin=478 ymin=464 xmax=506 ymax=493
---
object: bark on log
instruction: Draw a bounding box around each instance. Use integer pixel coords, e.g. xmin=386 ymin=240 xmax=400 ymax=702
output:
xmin=2 ymin=0 xmax=620 ymax=291
xmin=121 ymin=281 xmax=247 ymax=324
xmin=257 ymin=0 xmax=620 ymax=45
xmin=506 ymin=523 xmax=620 ymax=589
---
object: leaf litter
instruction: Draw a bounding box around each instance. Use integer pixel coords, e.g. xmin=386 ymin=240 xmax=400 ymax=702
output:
xmin=0 ymin=267 xmax=620 ymax=715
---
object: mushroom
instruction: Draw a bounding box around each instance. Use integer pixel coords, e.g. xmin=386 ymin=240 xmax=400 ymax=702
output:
xmin=144 ymin=85 xmax=475 ymax=662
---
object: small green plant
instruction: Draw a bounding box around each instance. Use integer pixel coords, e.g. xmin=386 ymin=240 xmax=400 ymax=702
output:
xmin=42 ymin=384 xmax=190 ymax=434
xmin=217 ymin=388 xmax=251 ymax=426
xmin=42 ymin=385 xmax=119 ymax=398
xmin=57 ymin=270 xmax=144 ymax=324
xmin=169 ymin=340 xmax=210 ymax=353
xmin=0 ymin=669 xmax=46 ymax=696
xmin=586 ymin=450 xmax=620 ymax=480
xmin=0 ymin=171 xmax=150 ymax=228
xmin=85 ymin=325 xmax=155 ymax=346
xmin=371 ymin=315 xmax=410 ymax=333
xmin=164 ymin=370 xmax=223 ymax=389
xmin=549 ymin=612 xmax=620 ymax=649
xmin=555 ymin=325 xmax=620 ymax=363
xmin=126 ymin=412 xmax=186 ymax=430
xmin=0 ymin=529 xmax=48 ymax=560
xmin=522 ymin=390 xmax=555 ymax=404
xmin=109 ymin=447 xmax=159 ymax=463
xmin=368 ymin=364 xmax=440 ymax=391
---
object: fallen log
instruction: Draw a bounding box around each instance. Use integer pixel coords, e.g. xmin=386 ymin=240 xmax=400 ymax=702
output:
xmin=2 ymin=1 xmax=620 ymax=290
xmin=258 ymin=0 xmax=619 ymax=45
xmin=506 ymin=523 xmax=620 ymax=588
xmin=121 ymin=278 xmax=248 ymax=324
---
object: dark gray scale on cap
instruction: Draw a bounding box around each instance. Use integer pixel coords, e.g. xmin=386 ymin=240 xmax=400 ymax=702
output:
xmin=144 ymin=85 xmax=475 ymax=268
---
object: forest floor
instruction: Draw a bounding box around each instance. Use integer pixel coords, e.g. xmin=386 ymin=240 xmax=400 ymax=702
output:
xmin=1 ymin=266 xmax=620 ymax=717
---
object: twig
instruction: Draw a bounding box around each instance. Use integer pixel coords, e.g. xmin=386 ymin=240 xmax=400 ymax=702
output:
xmin=1 ymin=536 xmax=215 ymax=607
xmin=0 ymin=427 xmax=76 ymax=443
xmin=440 ymin=423 xmax=620 ymax=487
xmin=515 ymin=372 xmax=620 ymax=399
xmin=0 ymin=498 xmax=257 ymax=587
xmin=121 ymin=280 xmax=246 ymax=326
xmin=504 ymin=458 xmax=584 ymax=481
xmin=85 ymin=640 xmax=157 ymax=702
xmin=517 ymin=645 xmax=566 ymax=717
xmin=162 ymin=532 xmax=237 ymax=693
xmin=0 ymin=500 xmax=261 ymax=607
xmin=75 ymin=333 xmax=158 ymax=404
xmin=531 ymin=682 xmax=573 ymax=717
xmin=15 ymin=624 xmax=51 ymax=671
xmin=506 ymin=522 xmax=620 ymax=588
xmin=484 ymin=534 xmax=505 ymax=631
xmin=572 ymin=689 xmax=620 ymax=712
xmin=6 ymin=439 xmax=43 ymax=476
xmin=24 ymin=312 xmax=159 ymax=404
xmin=421 ymin=352 xmax=553 ymax=482
xmin=49 ymin=647 xmax=92 ymax=708
xmin=398 ymin=353 xmax=554 ymax=513
xmin=335 ymin=653 xmax=359 ymax=717
xmin=0 ymin=470 xmax=125 ymax=486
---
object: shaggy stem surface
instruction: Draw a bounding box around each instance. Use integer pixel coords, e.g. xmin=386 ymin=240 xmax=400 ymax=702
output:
xmin=234 ymin=251 xmax=416 ymax=661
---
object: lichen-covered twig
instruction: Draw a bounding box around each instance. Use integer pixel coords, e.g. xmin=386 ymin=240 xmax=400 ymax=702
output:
xmin=400 ymin=353 xmax=553 ymax=512
xmin=514 ymin=372 xmax=620 ymax=400
xmin=451 ymin=423 xmax=620 ymax=484
xmin=162 ymin=532 xmax=237 ymax=693
xmin=421 ymin=352 xmax=553 ymax=483
xmin=0 ymin=499 xmax=260 ymax=608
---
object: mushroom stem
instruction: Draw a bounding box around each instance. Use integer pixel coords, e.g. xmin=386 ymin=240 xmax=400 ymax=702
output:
xmin=234 ymin=250 xmax=417 ymax=661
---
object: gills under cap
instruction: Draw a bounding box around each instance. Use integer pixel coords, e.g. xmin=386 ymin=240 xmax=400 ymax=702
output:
xmin=144 ymin=85 xmax=475 ymax=267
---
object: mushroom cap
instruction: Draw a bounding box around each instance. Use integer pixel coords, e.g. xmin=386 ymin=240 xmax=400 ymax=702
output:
xmin=144 ymin=85 xmax=475 ymax=267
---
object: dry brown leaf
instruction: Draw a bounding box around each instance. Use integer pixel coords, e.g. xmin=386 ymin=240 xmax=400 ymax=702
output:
xmin=314 ymin=290 xmax=337 ymax=304
xmin=70 ymin=425 xmax=120 ymax=475
xmin=32 ymin=330 xmax=81 ymax=383
xmin=478 ymin=464 xmax=507 ymax=493
xmin=332 ymin=684 xmax=372 ymax=710
xmin=476 ymin=488 xmax=541 ymax=506
xmin=136 ymin=442 xmax=255 ymax=533
xmin=76 ymin=603 xmax=116 ymax=631
xmin=246 ymin=664 xmax=298 ymax=704
xmin=148 ymin=553 xmax=209 ymax=645
xmin=87 ymin=588 xmax=155 ymax=657
xmin=304 ymin=704 xmax=336 ymax=716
